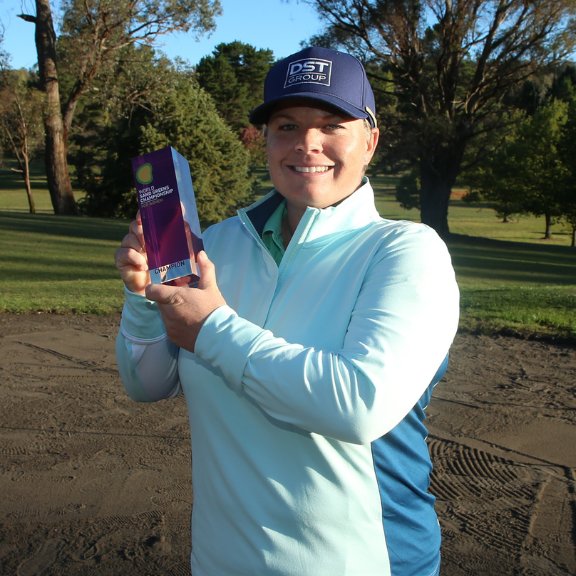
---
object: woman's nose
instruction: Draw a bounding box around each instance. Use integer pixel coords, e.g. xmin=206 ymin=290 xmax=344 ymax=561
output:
xmin=295 ymin=129 xmax=322 ymax=153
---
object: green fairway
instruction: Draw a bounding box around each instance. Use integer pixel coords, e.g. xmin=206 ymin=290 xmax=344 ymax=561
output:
xmin=0 ymin=211 xmax=126 ymax=314
xmin=446 ymin=235 xmax=575 ymax=340
xmin=0 ymin=168 xmax=574 ymax=341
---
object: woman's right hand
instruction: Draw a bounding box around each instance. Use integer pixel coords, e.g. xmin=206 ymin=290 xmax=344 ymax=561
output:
xmin=115 ymin=214 xmax=150 ymax=295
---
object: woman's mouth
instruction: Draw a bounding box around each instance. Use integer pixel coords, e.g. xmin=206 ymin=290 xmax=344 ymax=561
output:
xmin=291 ymin=166 xmax=332 ymax=173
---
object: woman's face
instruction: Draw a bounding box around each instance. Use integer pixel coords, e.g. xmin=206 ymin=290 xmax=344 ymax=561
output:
xmin=265 ymin=105 xmax=379 ymax=217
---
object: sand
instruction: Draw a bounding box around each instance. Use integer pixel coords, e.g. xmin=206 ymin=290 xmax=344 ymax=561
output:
xmin=0 ymin=313 xmax=574 ymax=576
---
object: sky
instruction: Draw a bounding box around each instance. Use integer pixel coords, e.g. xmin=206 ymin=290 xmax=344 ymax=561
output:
xmin=1 ymin=0 xmax=325 ymax=70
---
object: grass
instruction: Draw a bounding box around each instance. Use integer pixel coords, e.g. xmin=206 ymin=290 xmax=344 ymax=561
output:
xmin=0 ymin=159 xmax=86 ymax=213
xmin=0 ymin=211 xmax=127 ymax=314
xmin=370 ymin=174 xmax=573 ymax=246
xmin=446 ymin=235 xmax=575 ymax=341
xmin=1 ymin=165 xmax=575 ymax=342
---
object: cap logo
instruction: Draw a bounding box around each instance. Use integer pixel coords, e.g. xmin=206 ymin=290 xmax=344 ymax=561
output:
xmin=284 ymin=58 xmax=332 ymax=88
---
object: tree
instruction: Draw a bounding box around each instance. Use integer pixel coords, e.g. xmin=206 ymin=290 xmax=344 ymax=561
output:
xmin=518 ymin=100 xmax=569 ymax=239
xmin=19 ymin=0 xmax=76 ymax=214
xmin=467 ymin=65 xmax=576 ymax=245
xmin=18 ymin=0 xmax=222 ymax=215
xmin=140 ymin=75 xmax=256 ymax=226
xmin=304 ymin=0 xmax=576 ymax=237
xmin=470 ymin=100 xmax=569 ymax=239
xmin=196 ymin=42 xmax=274 ymax=167
xmin=0 ymin=69 xmax=45 ymax=214
xmin=558 ymin=91 xmax=576 ymax=247
xmin=69 ymin=44 xmax=180 ymax=206
xmin=196 ymin=42 xmax=274 ymax=134
xmin=80 ymin=66 xmax=255 ymax=227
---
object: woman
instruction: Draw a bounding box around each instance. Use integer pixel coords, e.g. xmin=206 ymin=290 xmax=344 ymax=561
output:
xmin=115 ymin=46 xmax=459 ymax=576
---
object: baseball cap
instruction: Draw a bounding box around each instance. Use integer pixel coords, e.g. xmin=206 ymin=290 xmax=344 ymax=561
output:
xmin=249 ymin=46 xmax=377 ymax=128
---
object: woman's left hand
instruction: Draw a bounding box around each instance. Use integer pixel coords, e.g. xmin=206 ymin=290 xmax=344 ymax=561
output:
xmin=145 ymin=251 xmax=226 ymax=352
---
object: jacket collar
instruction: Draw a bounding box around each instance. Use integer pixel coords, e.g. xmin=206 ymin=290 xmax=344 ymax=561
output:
xmin=241 ymin=178 xmax=380 ymax=239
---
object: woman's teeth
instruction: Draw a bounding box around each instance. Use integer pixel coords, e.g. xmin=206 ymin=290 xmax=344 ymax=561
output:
xmin=293 ymin=166 xmax=331 ymax=173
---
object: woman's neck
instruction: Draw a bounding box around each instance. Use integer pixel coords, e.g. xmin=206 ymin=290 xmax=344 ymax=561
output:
xmin=282 ymin=203 xmax=305 ymax=247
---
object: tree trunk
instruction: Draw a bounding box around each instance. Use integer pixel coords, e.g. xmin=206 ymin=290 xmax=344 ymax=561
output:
xmin=22 ymin=150 xmax=36 ymax=214
xmin=543 ymin=212 xmax=552 ymax=239
xmin=417 ymin=133 xmax=466 ymax=239
xmin=33 ymin=0 xmax=76 ymax=215
xmin=419 ymin=161 xmax=453 ymax=238
xmin=43 ymin=116 xmax=76 ymax=214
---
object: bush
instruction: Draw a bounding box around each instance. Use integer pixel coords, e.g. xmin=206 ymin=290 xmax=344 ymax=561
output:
xmin=78 ymin=75 xmax=256 ymax=227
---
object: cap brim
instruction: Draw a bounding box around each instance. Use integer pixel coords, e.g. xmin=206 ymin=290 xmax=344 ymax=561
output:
xmin=249 ymin=93 xmax=370 ymax=125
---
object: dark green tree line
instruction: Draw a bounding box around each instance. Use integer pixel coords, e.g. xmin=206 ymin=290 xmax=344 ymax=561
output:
xmin=558 ymin=89 xmax=576 ymax=247
xmin=469 ymin=100 xmax=569 ymax=238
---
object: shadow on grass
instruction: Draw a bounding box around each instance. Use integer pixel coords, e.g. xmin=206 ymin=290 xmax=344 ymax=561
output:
xmin=0 ymin=211 xmax=127 ymax=242
xmin=1 ymin=253 xmax=119 ymax=281
xmin=0 ymin=158 xmax=49 ymax=190
xmin=447 ymin=234 xmax=576 ymax=286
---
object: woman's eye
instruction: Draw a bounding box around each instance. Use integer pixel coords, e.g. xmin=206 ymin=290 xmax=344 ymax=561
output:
xmin=279 ymin=123 xmax=297 ymax=131
xmin=325 ymin=123 xmax=345 ymax=131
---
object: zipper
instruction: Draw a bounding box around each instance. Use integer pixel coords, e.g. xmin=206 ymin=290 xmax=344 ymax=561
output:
xmin=238 ymin=210 xmax=279 ymax=272
xmin=278 ymin=208 xmax=319 ymax=271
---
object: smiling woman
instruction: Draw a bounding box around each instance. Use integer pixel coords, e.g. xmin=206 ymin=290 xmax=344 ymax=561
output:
xmin=265 ymin=106 xmax=379 ymax=232
xmin=250 ymin=46 xmax=379 ymax=232
xmin=114 ymin=46 xmax=460 ymax=576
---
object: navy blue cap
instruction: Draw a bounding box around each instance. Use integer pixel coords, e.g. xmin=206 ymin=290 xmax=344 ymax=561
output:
xmin=249 ymin=46 xmax=377 ymax=128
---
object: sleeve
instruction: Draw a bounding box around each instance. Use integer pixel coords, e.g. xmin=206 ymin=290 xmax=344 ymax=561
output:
xmin=115 ymin=288 xmax=181 ymax=402
xmin=194 ymin=225 xmax=460 ymax=444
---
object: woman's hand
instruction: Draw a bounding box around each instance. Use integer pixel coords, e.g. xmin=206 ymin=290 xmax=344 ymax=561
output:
xmin=145 ymin=251 xmax=226 ymax=352
xmin=114 ymin=214 xmax=150 ymax=295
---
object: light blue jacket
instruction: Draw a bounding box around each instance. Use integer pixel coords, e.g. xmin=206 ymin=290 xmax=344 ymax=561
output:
xmin=116 ymin=179 xmax=459 ymax=576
